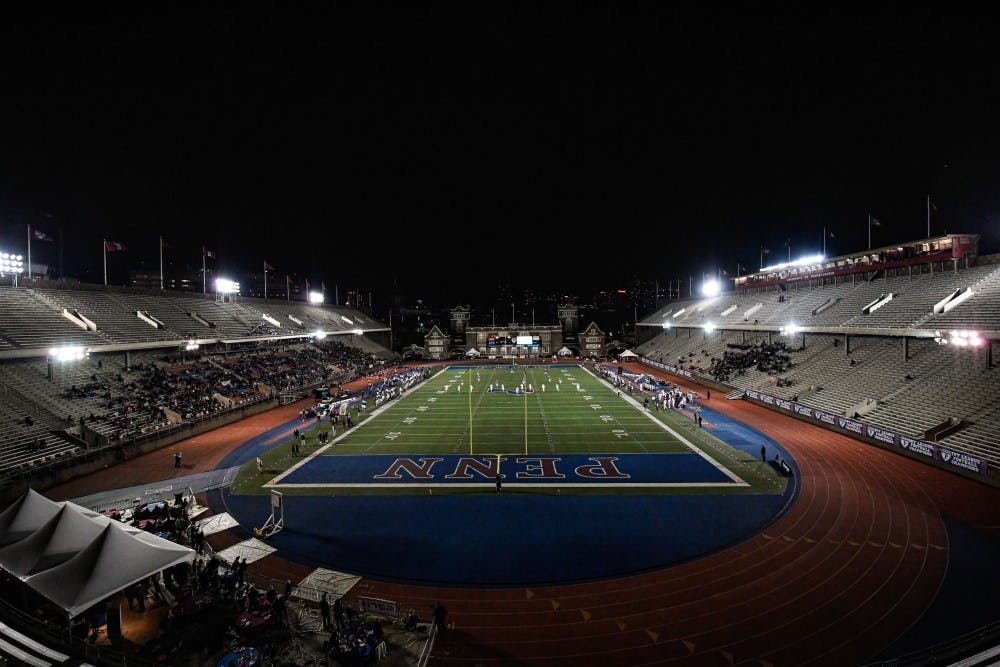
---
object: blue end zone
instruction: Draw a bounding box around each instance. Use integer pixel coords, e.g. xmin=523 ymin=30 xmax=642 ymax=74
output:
xmin=277 ymin=453 xmax=734 ymax=485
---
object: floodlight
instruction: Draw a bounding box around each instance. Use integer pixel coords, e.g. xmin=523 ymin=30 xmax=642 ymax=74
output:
xmin=185 ymin=340 xmax=199 ymax=351
xmin=49 ymin=345 xmax=87 ymax=362
xmin=0 ymin=250 xmax=24 ymax=273
xmin=352 ymin=328 xmax=363 ymax=335
xmin=703 ymin=323 xmax=716 ymax=334
xmin=781 ymin=324 xmax=801 ymax=336
xmin=951 ymin=330 xmax=984 ymax=347
xmin=760 ymin=253 xmax=826 ymax=273
xmin=308 ymin=291 xmax=324 ymax=304
xmin=702 ymin=279 xmax=721 ymax=297
xmin=662 ymin=322 xmax=672 ymax=330
xmin=313 ymin=330 xmax=327 ymax=340
xmin=934 ymin=330 xmax=985 ymax=347
xmin=215 ymin=278 xmax=240 ymax=294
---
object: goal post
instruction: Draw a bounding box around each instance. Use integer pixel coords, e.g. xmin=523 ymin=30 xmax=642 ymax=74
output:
xmin=254 ymin=490 xmax=284 ymax=539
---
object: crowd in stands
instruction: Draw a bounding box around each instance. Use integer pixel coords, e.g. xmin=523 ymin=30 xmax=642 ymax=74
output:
xmin=62 ymin=340 xmax=391 ymax=444
xmin=708 ymin=341 xmax=793 ymax=383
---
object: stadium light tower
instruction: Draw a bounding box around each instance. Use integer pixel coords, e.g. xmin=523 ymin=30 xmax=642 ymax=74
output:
xmin=0 ymin=251 xmax=25 ymax=287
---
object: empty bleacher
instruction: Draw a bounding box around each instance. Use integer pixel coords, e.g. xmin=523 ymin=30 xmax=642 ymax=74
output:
xmin=636 ymin=260 xmax=1000 ymax=471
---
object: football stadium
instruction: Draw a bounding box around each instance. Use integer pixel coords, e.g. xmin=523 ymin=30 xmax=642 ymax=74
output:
xmin=0 ymin=232 xmax=998 ymax=667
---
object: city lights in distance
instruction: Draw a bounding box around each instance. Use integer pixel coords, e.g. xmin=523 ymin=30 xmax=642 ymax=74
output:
xmin=701 ymin=279 xmax=721 ymax=297
xmin=308 ymin=291 xmax=324 ymax=304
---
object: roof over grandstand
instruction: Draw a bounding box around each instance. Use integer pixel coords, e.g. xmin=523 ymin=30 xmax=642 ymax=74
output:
xmin=0 ymin=489 xmax=194 ymax=618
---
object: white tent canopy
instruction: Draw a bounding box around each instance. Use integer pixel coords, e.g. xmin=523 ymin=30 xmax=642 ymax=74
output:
xmin=0 ymin=489 xmax=194 ymax=617
xmin=619 ymin=349 xmax=639 ymax=359
xmin=556 ymin=347 xmax=573 ymax=357
xmin=466 ymin=348 xmax=480 ymax=357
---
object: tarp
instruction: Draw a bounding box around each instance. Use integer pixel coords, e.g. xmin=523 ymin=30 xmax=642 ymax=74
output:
xmin=619 ymin=349 xmax=640 ymax=358
xmin=0 ymin=489 xmax=194 ymax=617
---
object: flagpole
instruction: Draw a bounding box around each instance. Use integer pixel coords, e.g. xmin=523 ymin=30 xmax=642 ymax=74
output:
xmin=263 ymin=261 xmax=268 ymax=301
xmin=868 ymin=213 xmax=871 ymax=250
xmin=103 ymin=240 xmax=108 ymax=286
xmin=926 ymin=194 xmax=931 ymax=238
xmin=822 ymin=226 xmax=826 ymax=256
xmin=159 ymin=236 xmax=164 ymax=290
xmin=202 ymin=247 xmax=206 ymax=294
xmin=286 ymin=275 xmax=290 ymax=302
xmin=787 ymin=238 xmax=791 ymax=263
xmin=27 ymin=225 xmax=32 ymax=282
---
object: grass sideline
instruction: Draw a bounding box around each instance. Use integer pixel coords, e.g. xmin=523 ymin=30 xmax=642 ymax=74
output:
xmin=231 ymin=364 xmax=787 ymax=497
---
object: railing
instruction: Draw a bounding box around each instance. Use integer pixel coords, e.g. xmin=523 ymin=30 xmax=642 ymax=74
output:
xmin=860 ymin=618 xmax=1000 ymax=666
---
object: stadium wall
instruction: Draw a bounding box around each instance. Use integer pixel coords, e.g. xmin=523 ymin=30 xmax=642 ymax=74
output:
xmin=739 ymin=391 xmax=998 ymax=487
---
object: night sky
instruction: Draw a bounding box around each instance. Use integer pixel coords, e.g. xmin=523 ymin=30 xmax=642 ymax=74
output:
xmin=1 ymin=4 xmax=998 ymax=305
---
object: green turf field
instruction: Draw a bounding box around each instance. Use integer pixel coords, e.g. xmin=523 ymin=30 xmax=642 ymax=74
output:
xmin=232 ymin=364 xmax=788 ymax=496
xmin=338 ymin=364 xmax=697 ymax=457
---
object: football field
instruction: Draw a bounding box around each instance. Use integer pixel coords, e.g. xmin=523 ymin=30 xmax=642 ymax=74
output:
xmin=251 ymin=364 xmax=786 ymax=494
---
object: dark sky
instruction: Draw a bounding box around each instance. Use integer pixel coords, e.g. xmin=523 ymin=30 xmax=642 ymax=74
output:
xmin=1 ymin=4 xmax=999 ymax=304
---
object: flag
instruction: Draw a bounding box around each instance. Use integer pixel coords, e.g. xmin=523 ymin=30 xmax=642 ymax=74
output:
xmin=828 ymin=230 xmax=835 ymax=239
xmin=870 ymin=217 xmax=881 ymax=227
xmin=264 ymin=261 xmax=274 ymax=271
xmin=32 ymin=229 xmax=55 ymax=242
xmin=321 ymin=281 xmax=326 ymax=292
xmin=286 ymin=275 xmax=291 ymax=285
xmin=929 ymin=197 xmax=938 ymax=212
xmin=160 ymin=237 xmax=171 ymax=248
xmin=783 ymin=239 xmax=790 ymax=247
xmin=106 ymin=241 xmax=126 ymax=252
xmin=720 ymin=269 xmax=729 ymax=276
xmin=762 ymin=247 xmax=770 ymax=254
xmin=203 ymin=248 xmax=216 ymax=259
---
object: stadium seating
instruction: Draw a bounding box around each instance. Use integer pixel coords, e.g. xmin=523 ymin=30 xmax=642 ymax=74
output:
xmin=0 ymin=283 xmax=394 ymax=479
xmin=638 ymin=260 xmax=1000 ymax=471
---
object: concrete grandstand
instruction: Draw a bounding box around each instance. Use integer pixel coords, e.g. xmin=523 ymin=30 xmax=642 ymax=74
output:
xmin=637 ymin=233 xmax=1000 ymax=482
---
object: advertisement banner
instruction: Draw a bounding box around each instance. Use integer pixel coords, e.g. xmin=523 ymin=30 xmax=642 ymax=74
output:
xmin=865 ymin=425 xmax=898 ymax=446
xmin=837 ymin=417 xmax=865 ymax=435
xmin=899 ymin=435 xmax=935 ymax=458
xmin=938 ymin=447 xmax=985 ymax=474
